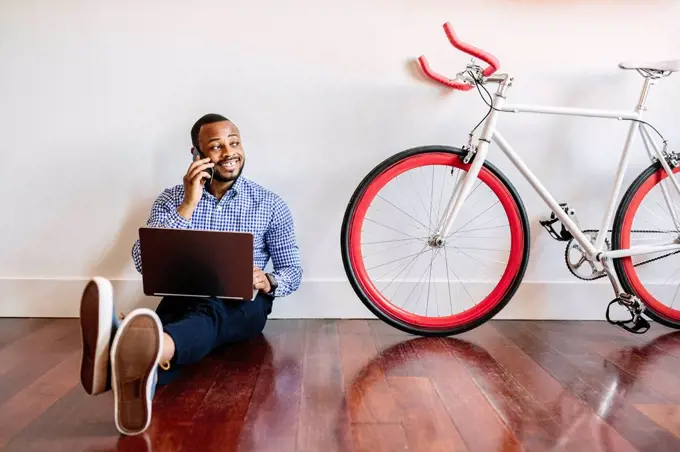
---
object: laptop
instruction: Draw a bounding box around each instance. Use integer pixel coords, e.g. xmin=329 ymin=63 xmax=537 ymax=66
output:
xmin=138 ymin=227 xmax=255 ymax=300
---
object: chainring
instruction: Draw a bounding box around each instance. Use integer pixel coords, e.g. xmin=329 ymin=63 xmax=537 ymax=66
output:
xmin=564 ymin=228 xmax=680 ymax=281
xmin=565 ymin=230 xmax=609 ymax=280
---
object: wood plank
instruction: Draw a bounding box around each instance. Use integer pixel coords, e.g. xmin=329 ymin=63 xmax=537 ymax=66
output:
xmin=0 ymin=326 xmax=80 ymax=406
xmin=338 ymin=321 xmax=402 ymax=424
xmin=143 ymin=355 xmax=225 ymax=450
xmin=634 ymin=404 xmax=680 ymax=438
xmin=389 ymin=376 xmax=467 ymax=452
xmin=504 ymin=320 xmax=680 ymax=451
xmin=516 ymin=321 xmax=669 ymax=406
xmin=236 ymin=321 xmax=305 ymax=452
xmin=0 ymin=318 xmax=53 ymax=350
xmin=371 ymin=334 xmax=427 ymax=377
xmin=2 ymin=384 xmax=120 ymax=452
xmin=641 ymin=332 xmax=680 ymax=361
xmin=337 ymin=320 xmax=372 ymax=335
xmin=0 ymin=319 xmax=76 ymax=379
xmin=351 ymin=424 xmax=409 ymax=452
xmin=411 ymin=337 xmax=524 ymax=452
xmin=0 ymin=351 xmax=80 ymax=448
xmin=443 ymin=324 xmax=563 ymax=452
xmin=578 ymin=329 xmax=680 ymax=404
xmin=368 ymin=321 xmax=411 ymax=337
xmin=488 ymin=322 xmax=638 ymax=452
xmin=180 ymin=336 xmax=270 ymax=451
xmin=297 ymin=320 xmax=353 ymax=452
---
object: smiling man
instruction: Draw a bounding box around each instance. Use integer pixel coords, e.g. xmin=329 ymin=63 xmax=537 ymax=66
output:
xmin=77 ymin=113 xmax=303 ymax=436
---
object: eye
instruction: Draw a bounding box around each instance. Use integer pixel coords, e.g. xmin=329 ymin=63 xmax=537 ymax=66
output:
xmin=230 ymin=141 xmax=240 ymax=147
xmin=211 ymin=144 xmax=223 ymax=150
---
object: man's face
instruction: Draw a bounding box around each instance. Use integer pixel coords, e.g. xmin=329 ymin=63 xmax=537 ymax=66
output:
xmin=197 ymin=120 xmax=244 ymax=183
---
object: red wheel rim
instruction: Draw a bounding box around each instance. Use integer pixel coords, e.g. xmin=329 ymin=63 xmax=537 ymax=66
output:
xmin=347 ymin=152 xmax=525 ymax=330
xmin=620 ymin=166 xmax=680 ymax=321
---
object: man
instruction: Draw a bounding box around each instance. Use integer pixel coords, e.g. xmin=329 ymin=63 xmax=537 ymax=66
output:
xmin=77 ymin=113 xmax=303 ymax=436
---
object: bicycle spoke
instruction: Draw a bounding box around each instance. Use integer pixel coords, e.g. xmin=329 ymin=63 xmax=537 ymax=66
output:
xmin=435 ymin=166 xmax=455 ymax=233
xmin=376 ymin=244 xmax=430 ymax=287
xmin=671 ymin=283 xmax=680 ymax=309
xmin=446 ymin=245 xmax=509 ymax=252
xmin=364 ymin=217 xmax=424 ymax=240
xmin=452 ymin=246 xmax=497 ymax=271
xmin=376 ymin=194 xmax=430 ymax=232
xmin=383 ymin=247 xmax=428 ymax=300
xmin=407 ymin=171 xmax=433 ymax=227
xmin=362 ymin=240 xmax=423 ymax=259
xmin=425 ymin=247 xmax=438 ymax=316
xmin=443 ymin=246 xmax=455 ymax=315
xmin=453 ymin=223 xmax=509 ymax=235
xmin=401 ymin=250 xmax=437 ymax=310
xmin=362 ymin=237 xmax=426 ymax=245
xmin=395 ymin=175 xmax=427 ymax=231
xmin=641 ymin=203 xmax=667 ymax=226
xmin=442 ymin=252 xmax=476 ymax=308
xmin=367 ymin=249 xmax=432 ymax=271
xmin=428 ymin=166 xmax=435 ymax=232
xmin=385 ymin=181 xmax=412 ymax=221
xmin=447 ymin=201 xmax=500 ymax=238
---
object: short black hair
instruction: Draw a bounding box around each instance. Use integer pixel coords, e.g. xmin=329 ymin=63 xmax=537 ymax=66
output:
xmin=190 ymin=113 xmax=229 ymax=150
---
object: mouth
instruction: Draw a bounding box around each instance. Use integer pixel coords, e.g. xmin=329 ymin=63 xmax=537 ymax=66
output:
xmin=217 ymin=156 xmax=240 ymax=171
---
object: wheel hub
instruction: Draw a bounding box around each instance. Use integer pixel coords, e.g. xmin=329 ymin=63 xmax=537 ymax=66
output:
xmin=428 ymin=235 xmax=446 ymax=248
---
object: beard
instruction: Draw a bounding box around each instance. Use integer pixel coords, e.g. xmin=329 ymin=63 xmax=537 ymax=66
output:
xmin=212 ymin=159 xmax=245 ymax=183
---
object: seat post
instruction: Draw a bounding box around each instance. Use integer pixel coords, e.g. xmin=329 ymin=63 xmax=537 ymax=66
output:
xmin=637 ymin=77 xmax=654 ymax=112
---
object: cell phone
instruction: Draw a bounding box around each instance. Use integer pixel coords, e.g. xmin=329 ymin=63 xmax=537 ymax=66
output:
xmin=192 ymin=147 xmax=214 ymax=182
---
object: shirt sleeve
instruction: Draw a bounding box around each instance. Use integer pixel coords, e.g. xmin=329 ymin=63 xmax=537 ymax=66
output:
xmin=264 ymin=196 xmax=303 ymax=297
xmin=131 ymin=189 xmax=190 ymax=274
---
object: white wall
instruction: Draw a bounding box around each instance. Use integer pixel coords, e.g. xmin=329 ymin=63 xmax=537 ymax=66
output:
xmin=1 ymin=0 xmax=679 ymax=319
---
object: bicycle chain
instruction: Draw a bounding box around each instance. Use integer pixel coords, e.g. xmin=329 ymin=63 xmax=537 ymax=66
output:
xmin=565 ymin=228 xmax=680 ymax=281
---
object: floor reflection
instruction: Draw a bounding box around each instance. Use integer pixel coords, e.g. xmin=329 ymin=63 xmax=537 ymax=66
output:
xmin=342 ymin=327 xmax=680 ymax=451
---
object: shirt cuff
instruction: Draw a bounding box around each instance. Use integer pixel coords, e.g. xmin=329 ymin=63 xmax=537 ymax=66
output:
xmin=265 ymin=273 xmax=277 ymax=297
xmin=165 ymin=208 xmax=192 ymax=229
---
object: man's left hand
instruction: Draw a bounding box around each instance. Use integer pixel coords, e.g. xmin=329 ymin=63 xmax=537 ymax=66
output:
xmin=253 ymin=266 xmax=271 ymax=294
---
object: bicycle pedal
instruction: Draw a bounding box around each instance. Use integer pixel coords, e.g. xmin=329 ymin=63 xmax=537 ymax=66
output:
xmin=605 ymin=298 xmax=651 ymax=335
xmin=615 ymin=314 xmax=651 ymax=335
xmin=539 ymin=203 xmax=577 ymax=242
xmin=629 ymin=316 xmax=651 ymax=334
xmin=539 ymin=215 xmax=572 ymax=242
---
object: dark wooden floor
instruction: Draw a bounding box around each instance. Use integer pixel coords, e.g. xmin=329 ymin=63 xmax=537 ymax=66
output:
xmin=1 ymin=319 xmax=680 ymax=452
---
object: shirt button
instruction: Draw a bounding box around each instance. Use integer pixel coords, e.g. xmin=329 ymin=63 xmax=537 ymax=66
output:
xmin=216 ymin=206 xmax=222 ymax=211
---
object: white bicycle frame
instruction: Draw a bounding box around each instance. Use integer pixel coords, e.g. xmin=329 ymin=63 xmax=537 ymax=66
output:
xmin=434 ymin=72 xmax=680 ymax=296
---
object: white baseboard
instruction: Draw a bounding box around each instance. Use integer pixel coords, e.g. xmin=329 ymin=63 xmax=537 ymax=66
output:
xmin=0 ymin=277 xmax=633 ymax=321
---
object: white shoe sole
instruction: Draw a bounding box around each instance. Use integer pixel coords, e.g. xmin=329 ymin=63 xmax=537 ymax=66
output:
xmin=79 ymin=277 xmax=114 ymax=396
xmin=110 ymin=308 xmax=163 ymax=436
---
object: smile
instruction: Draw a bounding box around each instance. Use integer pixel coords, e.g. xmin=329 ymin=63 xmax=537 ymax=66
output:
xmin=219 ymin=158 xmax=239 ymax=169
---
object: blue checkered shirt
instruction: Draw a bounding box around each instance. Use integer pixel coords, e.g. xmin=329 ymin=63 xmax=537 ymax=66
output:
xmin=131 ymin=176 xmax=302 ymax=297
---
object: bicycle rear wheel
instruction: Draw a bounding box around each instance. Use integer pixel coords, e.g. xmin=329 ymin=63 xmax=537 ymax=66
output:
xmin=613 ymin=162 xmax=680 ymax=329
xmin=340 ymin=145 xmax=530 ymax=336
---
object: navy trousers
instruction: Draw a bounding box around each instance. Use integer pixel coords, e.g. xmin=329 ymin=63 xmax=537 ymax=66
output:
xmin=154 ymin=292 xmax=273 ymax=385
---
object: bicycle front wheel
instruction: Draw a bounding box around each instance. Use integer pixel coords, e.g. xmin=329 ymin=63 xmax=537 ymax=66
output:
xmin=340 ymin=145 xmax=530 ymax=336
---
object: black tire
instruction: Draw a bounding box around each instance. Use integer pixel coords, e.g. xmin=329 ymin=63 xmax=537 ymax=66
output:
xmin=340 ymin=145 xmax=531 ymax=336
xmin=612 ymin=161 xmax=680 ymax=329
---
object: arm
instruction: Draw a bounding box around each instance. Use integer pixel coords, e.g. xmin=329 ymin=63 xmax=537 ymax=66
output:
xmin=264 ymin=197 xmax=303 ymax=297
xmin=131 ymin=189 xmax=191 ymax=274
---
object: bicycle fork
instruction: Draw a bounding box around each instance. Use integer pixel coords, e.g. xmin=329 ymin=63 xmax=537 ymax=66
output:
xmin=432 ymin=79 xmax=510 ymax=243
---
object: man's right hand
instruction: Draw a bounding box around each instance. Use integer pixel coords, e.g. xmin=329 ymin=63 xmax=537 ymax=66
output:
xmin=178 ymin=156 xmax=214 ymax=220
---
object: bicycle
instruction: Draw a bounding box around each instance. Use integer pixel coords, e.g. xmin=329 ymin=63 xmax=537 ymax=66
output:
xmin=340 ymin=22 xmax=680 ymax=337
